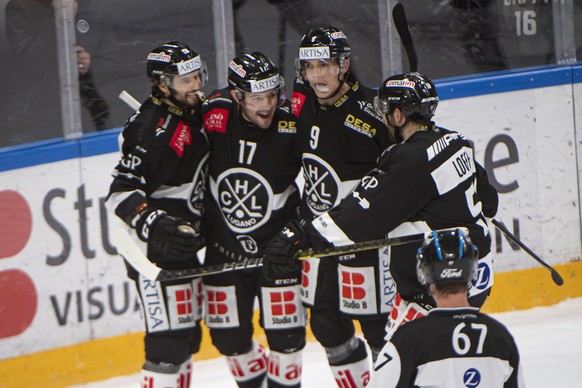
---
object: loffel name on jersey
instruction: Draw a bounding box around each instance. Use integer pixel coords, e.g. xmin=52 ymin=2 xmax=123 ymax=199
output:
xmin=431 ymin=146 xmax=475 ymax=195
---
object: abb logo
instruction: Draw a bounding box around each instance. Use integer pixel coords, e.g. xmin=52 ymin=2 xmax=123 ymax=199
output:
xmin=170 ymin=122 xmax=193 ymax=157
xmin=174 ymin=288 xmax=192 ymax=315
xmin=0 ymin=190 xmax=36 ymax=339
xmin=207 ymin=290 xmax=229 ymax=315
xmin=270 ymin=291 xmax=297 ymax=316
xmin=203 ymin=108 xmax=229 ymax=133
xmin=341 ymin=271 xmax=366 ymax=300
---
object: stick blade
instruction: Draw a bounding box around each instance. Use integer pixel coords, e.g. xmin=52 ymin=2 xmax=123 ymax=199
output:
xmin=392 ymin=3 xmax=418 ymax=72
xmin=551 ymin=269 xmax=565 ymax=286
xmin=112 ymin=228 xmax=161 ymax=281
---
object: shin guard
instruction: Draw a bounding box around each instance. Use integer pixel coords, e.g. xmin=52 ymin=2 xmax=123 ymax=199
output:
xmin=267 ymin=350 xmax=303 ymax=387
xmin=225 ymin=341 xmax=268 ymax=387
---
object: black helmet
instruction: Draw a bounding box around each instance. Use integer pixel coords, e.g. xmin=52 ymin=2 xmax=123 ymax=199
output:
xmin=298 ymin=25 xmax=350 ymax=61
xmin=228 ymin=52 xmax=285 ymax=104
xmin=416 ymin=228 xmax=479 ymax=287
xmin=374 ymin=72 xmax=438 ymax=122
xmin=146 ymin=41 xmax=208 ymax=87
xmin=296 ymin=26 xmax=350 ymax=80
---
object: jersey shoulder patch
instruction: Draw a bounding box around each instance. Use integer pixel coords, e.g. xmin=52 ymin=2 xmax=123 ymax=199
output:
xmin=202 ymin=89 xmax=233 ymax=134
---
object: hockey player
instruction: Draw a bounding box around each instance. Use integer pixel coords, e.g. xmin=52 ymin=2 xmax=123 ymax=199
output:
xmin=264 ymin=26 xmax=393 ymax=388
xmin=201 ymin=52 xmax=306 ymax=388
xmin=368 ymin=229 xmax=524 ymax=387
xmin=106 ymin=41 xmax=210 ymax=388
xmin=264 ymin=72 xmax=498 ymax=343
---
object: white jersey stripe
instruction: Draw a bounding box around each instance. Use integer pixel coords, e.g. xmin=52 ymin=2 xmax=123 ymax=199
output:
xmin=311 ymin=213 xmax=355 ymax=247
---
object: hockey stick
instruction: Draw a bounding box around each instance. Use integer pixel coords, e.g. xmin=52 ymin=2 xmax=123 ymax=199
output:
xmin=120 ymin=226 xmax=467 ymax=282
xmin=113 ymin=228 xmax=162 ymax=281
xmin=118 ymin=90 xmax=141 ymax=111
xmin=113 ymin=227 xmax=264 ymax=281
xmin=156 ymin=258 xmax=264 ymax=282
xmin=293 ymin=227 xmax=468 ymax=260
xmin=157 ymin=229 xmax=450 ymax=281
xmin=392 ymin=3 xmax=418 ymax=72
xmin=491 ymin=219 xmax=564 ymax=286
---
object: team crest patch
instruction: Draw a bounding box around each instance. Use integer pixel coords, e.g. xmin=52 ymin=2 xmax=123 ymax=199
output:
xmin=302 ymin=153 xmax=341 ymax=214
xmin=211 ymin=168 xmax=274 ymax=233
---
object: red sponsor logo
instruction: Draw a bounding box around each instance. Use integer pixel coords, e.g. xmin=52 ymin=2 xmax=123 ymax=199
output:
xmin=206 ymin=290 xmax=229 ymax=315
xmin=170 ymin=122 xmax=192 ymax=156
xmin=175 ymin=288 xmax=192 ymax=315
xmin=270 ymin=291 xmax=297 ymax=316
xmin=227 ymin=345 xmax=268 ymax=378
xmin=301 ymin=261 xmax=311 ymax=287
xmin=203 ymin=108 xmax=229 ymax=133
xmin=341 ymin=271 xmax=366 ymax=300
xmin=268 ymin=353 xmax=302 ymax=381
xmin=291 ymin=92 xmax=306 ymax=117
xmin=196 ymin=281 xmax=203 ymax=307
xmin=335 ymin=369 xmax=370 ymax=388
xmin=0 ymin=190 xmax=37 ymax=339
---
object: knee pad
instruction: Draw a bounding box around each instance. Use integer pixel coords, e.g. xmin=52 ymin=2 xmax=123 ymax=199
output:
xmin=144 ymin=328 xmax=199 ymax=365
xmin=309 ymin=309 xmax=355 ymax=348
xmin=265 ymin=327 xmax=306 ymax=353
xmin=268 ymin=350 xmax=303 ymax=387
xmin=210 ymin=327 xmax=254 ymax=356
xmin=224 ymin=340 xmax=268 ymax=388
xmin=142 ymin=359 xmax=191 ymax=388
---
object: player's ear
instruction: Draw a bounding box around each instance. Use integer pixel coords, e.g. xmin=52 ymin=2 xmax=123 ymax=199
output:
xmin=341 ymin=58 xmax=350 ymax=74
xmin=230 ymin=89 xmax=240 ymax=104
xmin=158 ymin=82 xmax=171 ymax=97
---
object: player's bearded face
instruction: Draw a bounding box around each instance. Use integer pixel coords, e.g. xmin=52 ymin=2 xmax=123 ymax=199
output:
xmin=303 ymin=59 xmax=342 ymax=99
xmin=240 ymin=89 xmax=279 ymax=129
xmin=169 ymin=71 xmax=204 ymax=108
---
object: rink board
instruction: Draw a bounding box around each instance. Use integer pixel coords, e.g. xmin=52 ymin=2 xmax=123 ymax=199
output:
xmin=1 ymin=65 xmax=582 ymax=386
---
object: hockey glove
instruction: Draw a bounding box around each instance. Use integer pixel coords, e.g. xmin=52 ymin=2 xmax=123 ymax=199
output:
xmin=135 ymin=208 xmax=202 ymax=268
xmin=263 ymin=219 xmax=307 ymax=284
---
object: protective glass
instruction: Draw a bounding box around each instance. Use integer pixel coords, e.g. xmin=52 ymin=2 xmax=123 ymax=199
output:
xmin=296 ymin=58 xmax=341 ymax=81
xmin=373 ymin=95 xmax=390 ymax=116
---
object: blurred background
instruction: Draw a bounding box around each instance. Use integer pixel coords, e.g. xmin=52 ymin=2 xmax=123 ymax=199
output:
xmin=0 ymin=0 xmax=580 ymax=148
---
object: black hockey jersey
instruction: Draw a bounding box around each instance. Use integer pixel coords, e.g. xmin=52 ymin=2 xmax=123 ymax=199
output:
xmin=291 ymin=77 xmax=391 ymax=222
xmin=107 ymin=96 xmax=210 ymax=231
xmin=369 ymin=307 xmax=523 ymax=387
xmin=308 ymin=126 xmax=498 ymax=304
xmin=201 ymin=88 xmax=301 ymax=263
